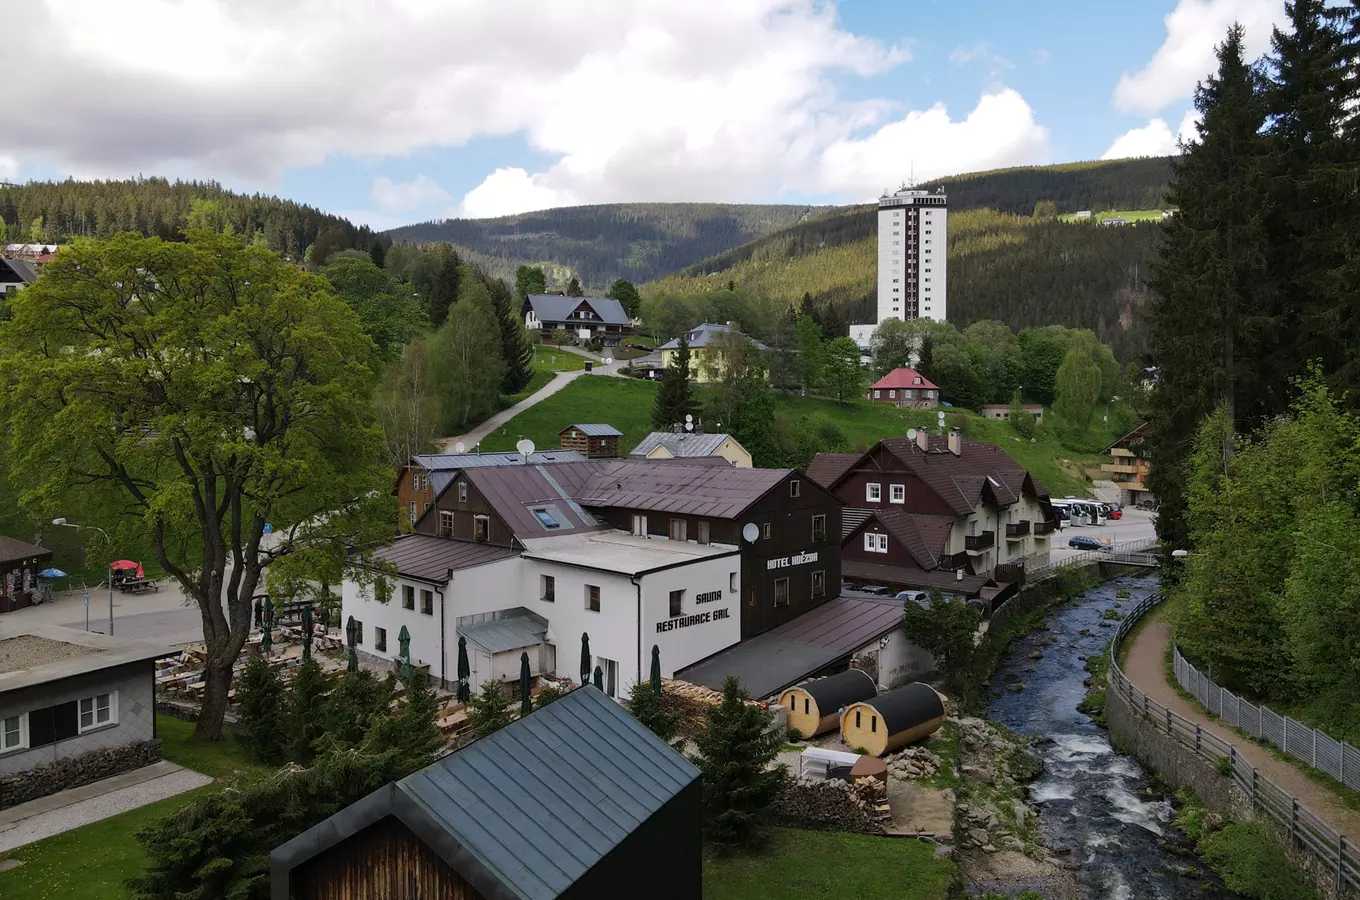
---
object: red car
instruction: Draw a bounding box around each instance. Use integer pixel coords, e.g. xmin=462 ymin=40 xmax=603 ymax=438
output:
xmin=1109 ymin=509 xmax=1123 ymax=520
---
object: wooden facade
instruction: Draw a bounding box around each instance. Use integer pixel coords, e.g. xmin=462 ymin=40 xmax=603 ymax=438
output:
xmin=831 ymin=445 xmax=957 ymax=518
xmin=413 ymin=473 xmax=517 ymax=547
xmin=291 ymin=817 xmax=484 ymax=900
xmin=558 ymin=427 xmax=620 ymax=459
xmin=396 ymin=463 xmax=437 ymax=531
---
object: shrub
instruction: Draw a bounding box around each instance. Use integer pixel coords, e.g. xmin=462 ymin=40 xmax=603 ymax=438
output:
xmin=626 ymin=680 xmax=680 ymax=743
xmin=467 ymin=680 xmax=514 ymax=740
xmin=234 ymin=652 xmax=287 ymax=764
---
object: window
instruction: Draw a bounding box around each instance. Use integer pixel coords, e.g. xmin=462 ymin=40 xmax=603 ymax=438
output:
xmin=855 ymin=709 xmax=862 ymax=728
xmin=78 ymin=693 xmax=115 ymax=732
xmin=812 ymin=514 xmax=826 ymax=542
xmin=697 ymin=521 xmax=711 ymax=545
xmin=669 ymin=518 xmax=687 ymax=542
xmin=439 ymin=510 xmax=454 ymax=536
xmin=632 ymin=513 xmax=648 ymax=536
xmin=888 ymin=390 xmax=896 ymax=399
xmin=585 ymin=584 xmax=601 ymax=612
xmin=877 ymin=534 xmax=888 ymax=552
xmin=890 ymin=484 xmax=905 ymax=504
xmin=873 ymin=390 xmax=880 ymax=399
xmin=421 ymin=590 xmax=433 ymax=615
xmin=763 ymin=522 xmax=772 ymax=539
xmin=423 ymin=501 xmax=431 ymax=514
xmin=871 ymin=715 xmax=878 ymax=733
xmin=408 ymin=501 xmax=417 ymax=525
xmin=1 ymin=713 xmax=26 ymax=753
xmin=458 ymin=481 xmax=468 ymax=503
xmin=600 ymin=657 xmax=619 ymax=698
xmin=864 ymin=532 xmax=876 ymax=552
xmin=375 ymin=626 xmax=387 ymax=652
xmin=411 ymin=470 xmax=420 ymax=492
xmin=774 ymin=578 xmax=789 ymax=607
xmin=866 ymin=483 xmax=881 ymax=502
xmin=531 ymin=508 xmax=562 ymax=529
xmin=804 ymin=698 xmax=810 ymax=715
xmin=541 ymin=574 xmax=556 ymax=602
xmin=790 ymin=479 xmax=800 ymax=498
xmin=403 ymin=585 xmax=415 ymax=610
xmin=473 ymin=515 xmax=490 ymax=542
xmin=812 ymin=570 xmax=826 ymax=598
xmin=730 ymin=572 xmax=738 ymax=592
xmin=669 ymin=589 xmax=684 ymax=618
xmin=355 ymin=620 xmax=364 ymax=645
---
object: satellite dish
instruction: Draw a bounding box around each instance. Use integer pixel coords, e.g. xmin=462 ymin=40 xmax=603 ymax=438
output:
xmin=685 ymin=414 xmax=694 ymax=423
xmin=454 ymin=441 xmax=466 ymax=454
xmin=685 ymin=422 xmax=693 ymax=432
xmin=516 ymin=438 xmax=535 ymax=458
xmin=742 ymin=523 xmax=760 ymax=543
xmin=906 ymin=428 xmax=917 ymax=441
xmin=937 ymin=411 xmax=946 ymax=422
xmin=605 ymin=357 xmax=613 ymax=365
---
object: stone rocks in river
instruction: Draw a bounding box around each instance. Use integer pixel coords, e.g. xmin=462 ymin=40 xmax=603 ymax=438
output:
xmin=1080 ymin=627 xmax=1093 ymax=636
xmin=1028 ymin=650 xmax=1044 ymax=660
xmin=1008 ymin=749 xmax=1044 ymax=781
xmin=1006 ymin=682 xmax=1026 ymax=693
xmin=961 ymin=764 xmax=994 ymax=785
xmin=1099 ymin=620 xmax=1114 ymax=628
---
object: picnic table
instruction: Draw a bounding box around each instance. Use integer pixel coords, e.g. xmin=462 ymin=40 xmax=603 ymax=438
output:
xmin=118 ymin=577 xmax=159 ymax=594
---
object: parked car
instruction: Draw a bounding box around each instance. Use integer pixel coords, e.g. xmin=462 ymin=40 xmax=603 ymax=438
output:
xmin=1109 ymin=508 xmax=1123 ymax=520
xmin=1068 ymin=535 xmax=1109 ymax=552
xmin=625 ymin=342 xmax=653 ymax=352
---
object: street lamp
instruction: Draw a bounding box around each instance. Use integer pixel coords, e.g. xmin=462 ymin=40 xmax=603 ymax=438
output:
xmin=52 ymin=518 xmax=114 ymax=636
xmin=1171 ymin=549 xmax=1189 ymax=558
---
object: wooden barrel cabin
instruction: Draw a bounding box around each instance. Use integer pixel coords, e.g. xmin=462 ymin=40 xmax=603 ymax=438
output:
xmin=840 ymin=682 xmax=947 ymax=757
xmin=779 ymin=669 xmax=878 ymax=738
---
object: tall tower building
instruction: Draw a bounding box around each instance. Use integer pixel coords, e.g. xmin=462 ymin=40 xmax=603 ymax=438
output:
xmin=876 ymin=185 xmax=947 ymax=323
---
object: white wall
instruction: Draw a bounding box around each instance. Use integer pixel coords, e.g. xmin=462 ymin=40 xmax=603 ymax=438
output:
xmin=876 ymin=203 xmax=901 ymax=323
xmin=341 ymin=575 xmax=446 ymax=681
xmin=919 ymin=204 xmax=946 ymax=322
xmin=640 ymin=554 xmax=742 ymax=681
xmin=863 ymin=629 xmax=935 ymax=689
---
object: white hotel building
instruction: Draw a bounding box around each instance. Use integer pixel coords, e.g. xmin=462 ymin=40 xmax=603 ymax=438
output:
xmin=849 ymin=185 xmax=949 ymax=350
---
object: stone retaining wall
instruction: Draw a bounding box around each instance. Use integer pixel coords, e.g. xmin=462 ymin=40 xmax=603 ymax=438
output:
xmin=0 ymin=739 xmax=163 ymax=810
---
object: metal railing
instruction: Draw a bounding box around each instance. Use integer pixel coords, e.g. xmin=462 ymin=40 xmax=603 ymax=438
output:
xmin=1024 ymin=537 xmax=1159 ymax=582
xmin=1174 ymin=647 xmax=1360 ymax=793
xmin=1110 ymin=594 xmax=1359 ymax=895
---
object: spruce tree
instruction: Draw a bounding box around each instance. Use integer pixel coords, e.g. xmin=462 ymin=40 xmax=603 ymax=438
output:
xmin=316 ymin=669 xmax=394 ymax=751
xmin=395 ymin=668 xmax=444 ymax=766
xmin=1147 ymin=24 xmax=1271 ymax=552
xmin=234 ymin=652 xmax=286 ymax=764
xmin=428 ymin=250 xmax=461 ymax=327
xmin=286 ymin=661 xmax=333 ymax=765
xmin=368 ymin=240 xmax=386 ymax=268
xmin=606 ymin=278 xmax=642 ymax=319
xmin=466 ymin=679 xmax=514 ymax=740
xmin=489 ymin=278 xmax=535 ymax=394
xmin=691 ymin=676 xmax=785 ymax=851
xmin=565 ymin=275 xmax=584 ymax=297
xmin=625 ymin=680 xmax=679 ymax=743
xmin=652 ymin=331 xmax=697 ymax=429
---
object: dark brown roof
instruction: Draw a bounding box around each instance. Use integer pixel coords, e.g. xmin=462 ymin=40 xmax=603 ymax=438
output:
xmin=771 ymin=594 xmax=906 ymax=652
xmin=852 ymin=509 xmax=954 ymax=570
xmin=841 ymin=559 xmax=991 ymax=597
xmin=373 ymin=535 xmax=516 ymax=581
xmin=576 ymin=460 xmax=793 ymax=519
xmin=461 ymin=465 xmax=607 ymax=537
xmin=0 ymin=535 xmax=52 ymax=565
xmin=806 ymin=453 xmax=859 ymax=489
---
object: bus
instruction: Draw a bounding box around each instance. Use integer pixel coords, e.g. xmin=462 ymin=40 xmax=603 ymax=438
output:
xmin=1050 ymin=498 xmax=1107 ymax=526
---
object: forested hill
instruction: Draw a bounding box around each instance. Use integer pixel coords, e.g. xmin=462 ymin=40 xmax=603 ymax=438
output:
xmin=0 ymin=178 xmax=376 ymax=260
xmin=921 ymin=156 xmax=1173 ymax=216
xmin=384 ymin=203 xmax=833 ymax=288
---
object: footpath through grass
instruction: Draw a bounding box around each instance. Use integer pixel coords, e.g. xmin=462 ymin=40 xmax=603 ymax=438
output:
xmin=0 ymin=717 xmax=269 ymax=900
xmin=702 ymin=827 xmax=955 ymax=900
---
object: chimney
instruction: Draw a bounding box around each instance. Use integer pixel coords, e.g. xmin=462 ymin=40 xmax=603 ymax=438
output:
xmin=948 ymin=427 xmax=962 ymax=456
xmin=916 ymin=429 xmax=929 ymax=452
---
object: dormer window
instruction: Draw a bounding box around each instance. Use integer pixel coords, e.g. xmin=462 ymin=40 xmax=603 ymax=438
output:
xmin=913 ymin=377 xmax=921 ymax=385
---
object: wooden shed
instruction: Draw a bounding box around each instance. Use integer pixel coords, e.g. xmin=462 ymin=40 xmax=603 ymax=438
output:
xmin=271 ymin=685 xmax=701 ymax=900
xmin=840 ymin=682 xmax=947 ymax=757
xmin=558 ymin=424 xmax=622 ymax=459
xmin=779 ymin=669 xmax=877 ymax=738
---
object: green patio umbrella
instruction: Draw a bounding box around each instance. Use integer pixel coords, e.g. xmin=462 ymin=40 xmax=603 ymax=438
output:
xmin=456 ymin=634 xmax=471 ymax=703
xmin=345 ymin=615 xmax=359 ymax=673
xmin=398 ymin=625 xmax=412 ymax=684
xmin=300 ymin=603 xmax=314 ymax=664
xmin=519 ymin=652 xmax=532 ymax=718
xmin=260 ymin=596 xmax=274 ymax=655
xmin=580 ymin=632 xmax=591 ymax=686
xmin=650 ymin=644 xmax=662 ymax=700
xmin=593 ymin=664 xmax=603 ymax=691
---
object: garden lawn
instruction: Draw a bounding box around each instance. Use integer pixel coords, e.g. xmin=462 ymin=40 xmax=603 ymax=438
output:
xmin=0 ymin=717 xmax=271 ymax=900
xmin=703 ymin=827 xmax=955 ymax=900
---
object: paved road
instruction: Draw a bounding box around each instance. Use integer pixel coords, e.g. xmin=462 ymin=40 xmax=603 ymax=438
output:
xmin=4 ymin=577 xmax=223 ymax=645
xmin=1122 ymin=607 xmax=1360 ymax=843
xmin=1048 ymin=507 xmax=1158 ymax=564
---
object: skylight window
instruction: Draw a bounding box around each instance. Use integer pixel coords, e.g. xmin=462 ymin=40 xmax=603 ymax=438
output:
xmin=987 ymin=476 xmax=1001 ymax=487
xmin=531 ymin=508 xmax=562 ymax=529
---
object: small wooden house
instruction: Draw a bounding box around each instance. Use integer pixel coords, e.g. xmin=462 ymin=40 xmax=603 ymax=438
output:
xmin=558 ymin=424 xmax=622 ymax=459
xmin=271 ymin=685 xmax=702 ymax=900
xmin=0 ymin=536 xmax=53 ymax=615
xmin=779 ymin=669 xmax=877 ymax=738
xmin=840 ymin=682 xmax=947 ymax=757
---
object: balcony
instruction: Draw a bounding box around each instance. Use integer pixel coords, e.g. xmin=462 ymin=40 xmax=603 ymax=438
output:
xmin=1005 ymin=521 xmax=1030 ymax=540
xmin=964 ymin=531 xmax=994 ymax=554
xmin=1033 ymin=520 xmax=1056 ymax=537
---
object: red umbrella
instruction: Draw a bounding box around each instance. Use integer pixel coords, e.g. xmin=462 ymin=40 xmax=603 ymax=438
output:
xmin=109 ymin=560 xmax=140 ymax=571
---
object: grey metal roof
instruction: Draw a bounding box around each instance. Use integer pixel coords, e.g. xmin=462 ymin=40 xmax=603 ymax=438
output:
xmin=460 ymin=610 xmax=549 ymax=654
xmin=373 ymin=534 xmax=517 ymax=582
xmin=627 ymin=431 xmax=738 ymax=459
xmin=270 ymin=686 xmax=700 ymax=900
xmin=577 ymin=460 xmax=791 ymax=519
xmin=524 ymin=294 xmax=630 ymax=326
xmin=679 ymin=595 xmax=903 ymax=698
xmin=414 ymin=451 xmax=587 ymax=471
xmin=0 ymin=258 xmax=36 ymax=284
xmin=657 ymin=322 xmax=769 ymax=351
xmin=562 ymin=423 xmax=622 ymax=438
xmin=0 ymin=625 xmax=173 ymax=694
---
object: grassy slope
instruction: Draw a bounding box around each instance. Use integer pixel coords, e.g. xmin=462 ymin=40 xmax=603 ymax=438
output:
xmin=476 ymin=376 xmax=1109 ymax=496
xmin=0 ymin=718 xmax=270 ymax=900
xmin=703 ymin=827 xmax=954 ymax=900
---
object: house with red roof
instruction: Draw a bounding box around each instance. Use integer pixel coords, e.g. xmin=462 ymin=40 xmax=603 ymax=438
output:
xmin=868 ymin=368 xmax=939 ymax=409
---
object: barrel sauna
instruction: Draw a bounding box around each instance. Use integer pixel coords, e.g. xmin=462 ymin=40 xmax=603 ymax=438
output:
xmin=839 ymin=682 xmax=947 ymax=757
xmin=779 ymin=669 xmax=877 ymax=738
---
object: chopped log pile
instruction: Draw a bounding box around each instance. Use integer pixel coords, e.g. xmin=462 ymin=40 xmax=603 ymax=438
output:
xmin=661 ymin=677 xmax=764 ymax=738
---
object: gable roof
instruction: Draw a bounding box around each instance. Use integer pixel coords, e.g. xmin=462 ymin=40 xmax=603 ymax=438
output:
xmin=372 ymin=534 xmax=517 ymax=582
xmin=806 ymin=452 xmax=859 ymax=489
xmin=627 ymin=431 xmax=743 ymax=460
xmin=840 ymin=559 xmax=992 ymax=596
xmin=560 ymin=423 xmax=622 ymax=438
xmin=524 ymin=294 xmax=630 ymax=326
xmin=851 ymin=509 xmax=954 ymax=570
xmin=871 ymin=368 xmax=937 ymax=390
xmin=270 ymin=686 xmax=700 ymax=900
xmin=0 ymin=535 xmax=52 ymax=565
xmin=657 ymin=322 xmax=769 ymax=351
xmin=1103 ymin=421 xmax=1149 ymax=454
xmin=576 ymin=460 xmax=792 ymax=519
xmin=0 ymin=258 xmax=36 ymax=284
xmin=460 ymin=465 xmax=607 ymax=536
xmin=406 ymin=451 xmax=589 ymax=497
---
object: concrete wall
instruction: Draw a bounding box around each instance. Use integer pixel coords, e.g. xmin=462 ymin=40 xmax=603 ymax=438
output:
xmin=0 ymin=661 xmax=156 ymax=776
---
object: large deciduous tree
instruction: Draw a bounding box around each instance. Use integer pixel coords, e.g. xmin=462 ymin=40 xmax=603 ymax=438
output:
xmin=606 ymin=278 xmax=642 ymax=320
xmin=0 ymin=231 xmax=392 ymax=740
xmin=430 ymin=268 xmax=506 ymax=430
xmin=374 ymin=340 xmax=440 ymax=469
xmin=821 ymin=336 xmax=864 ymax=403
xmin=515 ymin=264 xmax=547 ymax=301
xmin=706 ymin=331 xmax=776 ymax=465
xmin=323 ymin=256 xmax=426 ymax=361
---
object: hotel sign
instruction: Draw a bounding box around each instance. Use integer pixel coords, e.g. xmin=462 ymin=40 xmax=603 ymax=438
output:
xmin=767 ymin=550 xmax=819 ymax=571
xmin=657 ymin=608 xmax=731 ymax=633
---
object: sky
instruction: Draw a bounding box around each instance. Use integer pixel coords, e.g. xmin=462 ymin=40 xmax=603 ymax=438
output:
xmin=2 ymin=0 xmax=1288 ymax=229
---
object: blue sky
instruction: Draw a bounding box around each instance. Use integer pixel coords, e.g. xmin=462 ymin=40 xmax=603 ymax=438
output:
xmin=5 ymin=0 xmax=1286 ymax=228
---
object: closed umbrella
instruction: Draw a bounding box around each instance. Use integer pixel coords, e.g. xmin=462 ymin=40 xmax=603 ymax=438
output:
xmin=398 ymin=625 xmax=412 ymax=684
xmin=300 ymin=603 xmax=314 ymax=664
xmin=593 ymin=664 xmax=603 ymax=691
xmin=519 ymin=652 xmax=532 ymax=718
xmin=651 ymin=645 xmax=662 ymax=700
xmin=457 ymin=635 xmax=471 ymax=703
xmin=580 ymin=632 xmax=591 ymax=686
xmin=260 ymin=596 xmax=274 ymax=655
xmin=345 ymin=615 xmax=359 ymax=673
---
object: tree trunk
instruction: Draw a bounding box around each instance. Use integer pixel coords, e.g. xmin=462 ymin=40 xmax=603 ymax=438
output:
xmin=194 ymin=657 xmax=234 ymax=741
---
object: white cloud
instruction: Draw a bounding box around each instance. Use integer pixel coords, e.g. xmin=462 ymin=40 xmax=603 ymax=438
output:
xmin=0 ymin=155 xmax=17 ymax=181
xmin=1113 ymin=0 xmax=1283 ymax=114
xmin=458 ymin=168 xmax=575 ymax=219
xmin=371 ymin=175 xmax=451 ymax=214
xmin=819 ymin=89 xmax=1050 ymax=195
xmin=949 ymin=41 xmax=1012 ymax=69
xmin=1102 ymin=110 xmax=1201 ymax=159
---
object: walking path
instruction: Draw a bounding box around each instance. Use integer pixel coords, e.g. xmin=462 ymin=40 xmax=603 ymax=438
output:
xmin=0 ymin=761 xmax=212 ymax=852
xmin=1121 ymin=608 xmax=1360 ymax=840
